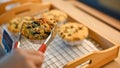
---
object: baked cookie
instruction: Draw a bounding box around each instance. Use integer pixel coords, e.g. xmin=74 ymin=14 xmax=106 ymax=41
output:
xmin=7 ymin=16 xmax=33 ymax=34
xmin=58 ymin=22 xmax=89 ymax=41
xmin=42 ymin=9 xmax=68 ymax=23
xmin=43 ymin=15 xmax=57 ymax=29
xmin=21 ymin=18 xmax=51 ymax=40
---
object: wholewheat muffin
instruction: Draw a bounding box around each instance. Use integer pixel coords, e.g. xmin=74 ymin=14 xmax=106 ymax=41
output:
xmin=21 ymin=18 xmax=51 ymax=40
xmin=42 ymin=9 xmax=68 ymax=25
xmin=58 ymin=22 xmax=89 ymax=46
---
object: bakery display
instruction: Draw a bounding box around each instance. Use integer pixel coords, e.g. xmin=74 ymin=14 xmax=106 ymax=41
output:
xmin=21 ymin=18 xmax=51 ymax=40
xmin=58 ymin=22 xmax=89 ymax=45
xmin=42 ymin=9 xmax=68 ymax=26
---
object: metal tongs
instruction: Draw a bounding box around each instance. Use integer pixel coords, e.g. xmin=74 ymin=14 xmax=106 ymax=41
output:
xmin=13 ymin=23 xmax=23 ymax=48
xmin=38 ymin=25 xmax=57 ymax=53
xmin=14 ymin=24 xmax=57 ymax=53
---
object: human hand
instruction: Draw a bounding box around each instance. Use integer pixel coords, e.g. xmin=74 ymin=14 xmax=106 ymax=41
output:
xmin=0 ymin=48 xmax=44 ymax=68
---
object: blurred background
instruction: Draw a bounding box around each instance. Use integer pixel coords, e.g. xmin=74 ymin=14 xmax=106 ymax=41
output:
xmin=78 ymin=0 xmax=120 ymax=20
xmin=0 ymin=0 xmax=120 ymax=20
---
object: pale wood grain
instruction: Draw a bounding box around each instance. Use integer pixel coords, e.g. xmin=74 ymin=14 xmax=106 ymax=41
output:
xmin=0 ymin=0 xmax=41 ymax=15
xmin=0 ymin=3 xmax=51 ymax=25
xmin=69 ymin=0 xmax=120 ymax=31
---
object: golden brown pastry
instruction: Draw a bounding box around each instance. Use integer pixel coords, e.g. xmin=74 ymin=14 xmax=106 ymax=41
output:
xmin=21 ymin=18 xmax=51 ymax=40
xmin=42 ymin=9 xmax=68 ymax=27
xmin=58 ymin=22 xmax=89 ymax=41
xmin=7 ymin=16 xmax=33 ymax=34
xmin=43 ymin=15 xmax=57 ymax=29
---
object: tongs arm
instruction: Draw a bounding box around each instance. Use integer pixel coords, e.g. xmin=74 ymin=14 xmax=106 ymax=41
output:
xmin=38 ymin=44 xmax=46 ymax=53
xmin=13 ymin=23 xmax=23 ymax=49
xmin=38 ymin=25 xmax=57 ymax=53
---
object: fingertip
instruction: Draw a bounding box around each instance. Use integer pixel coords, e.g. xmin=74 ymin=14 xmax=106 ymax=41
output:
xmin=38 ymin=51 xmax=44 ymax=55
xmin=38 ymin=51 xmax=44 ymax=58
xmin=13 ymin=48 xmax=22 ymax=53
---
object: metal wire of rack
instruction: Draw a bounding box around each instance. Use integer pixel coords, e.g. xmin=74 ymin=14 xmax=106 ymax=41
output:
xmin=0 ymin=18 xmax=103 ymax=68
xmin=19 ymin=35 xmax=101 ymax=68
xmin=0 ymin=25 xmax=102 ymax=68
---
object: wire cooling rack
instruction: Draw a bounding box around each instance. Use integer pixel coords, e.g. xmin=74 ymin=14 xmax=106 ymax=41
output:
xmin=19 ymin=35 xmax=102 ymax=68
xmin=0 ymin=27 xmax=102 ymax=68
xmin=0 ymin=22 xmax=103 ymax=68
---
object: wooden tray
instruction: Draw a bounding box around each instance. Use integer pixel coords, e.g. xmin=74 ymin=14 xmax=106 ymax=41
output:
xmin=65 ymin=0 xmax=120 ymax=31
xmin=0 ymin=1 xmax=120 ymax=68
xmin=0 ymin=0 xmax=41 ymax=15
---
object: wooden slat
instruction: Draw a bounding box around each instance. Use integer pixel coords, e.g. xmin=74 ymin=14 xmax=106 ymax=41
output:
xmin=0 ymin=0 xmax=17 ymax=15
xmin=12 ymin=0 xmax=41 ymax=3
xmin=68 ymin=0 xmax=120 ymax=31
xmin=64 ymin=46 xmax=119 ymax=68
xmin=0 ymin=3 xmax=51 ymax=25
xmin=0 ymin=0 xmax=41 ymax=15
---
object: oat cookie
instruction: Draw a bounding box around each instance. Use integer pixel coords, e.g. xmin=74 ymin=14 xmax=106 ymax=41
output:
xmin=58 ymin=22 xmax=88 ymax=41
xmin=21 ymin=18 xmax=51 ymax=40
xmin=7 ymin=16 xmax=33 ymax=34
xmin=42 ymin=9 xmax=68 ymax=23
